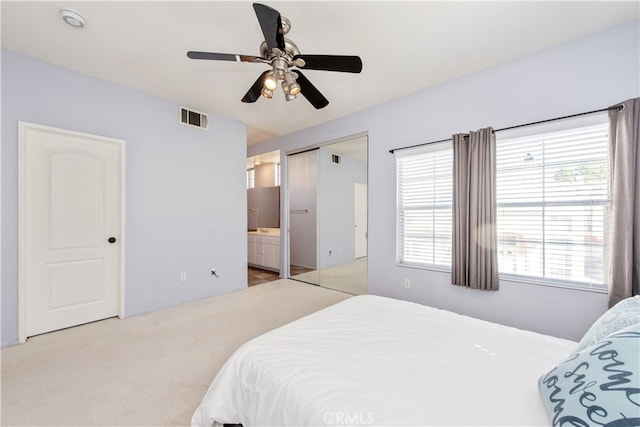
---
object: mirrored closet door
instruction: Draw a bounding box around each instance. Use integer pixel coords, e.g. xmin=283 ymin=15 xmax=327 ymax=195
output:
xmin=288 ymin=149 xmax=320 ymax=285
xmin=287 ymin=136 xmax=368 ymax=295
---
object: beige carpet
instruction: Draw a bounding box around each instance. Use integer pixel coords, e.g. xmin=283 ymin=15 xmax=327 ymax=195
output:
xmin=291 ymin=257 xmax=367 ymax=295
xmin=1 ymin=280 xmax=351 ymax=426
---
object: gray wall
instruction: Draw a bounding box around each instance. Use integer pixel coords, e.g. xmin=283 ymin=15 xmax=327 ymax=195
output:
xmin=249 ymin=20 xmax=640 ymax=340
xmin=1 ymin=49 xmax=247 ymax=347
xmin=318 ymin=147 xmax=367 ymax=269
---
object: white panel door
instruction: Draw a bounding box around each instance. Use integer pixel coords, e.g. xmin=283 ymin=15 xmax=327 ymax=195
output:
xmin=354 ymin=183 xmax=368 ymax=258
xmin=19 ymin=122 xmax=124 ymax=341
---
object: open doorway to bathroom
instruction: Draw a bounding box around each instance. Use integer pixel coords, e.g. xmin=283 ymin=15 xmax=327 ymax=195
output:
xmin=246 ymin=150 xmax=282 ymax=286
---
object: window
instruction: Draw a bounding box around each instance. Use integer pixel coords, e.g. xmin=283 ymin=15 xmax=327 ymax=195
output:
xmin=247 ymin=168 xmax=255 ymax=189
xmin=395 ymin=118 xmax=610 ymax=292
xmin=496 ymin=122 xmax=610 ymax=291
xmin=396 ymin=142 xmax=452 ymax=268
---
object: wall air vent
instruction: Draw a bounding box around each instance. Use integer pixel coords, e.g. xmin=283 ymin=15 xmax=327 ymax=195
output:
xmin=180 ymin=107 xmax=209 ymax=130
xmin=331 ymin=153 xmax=342 ymax=165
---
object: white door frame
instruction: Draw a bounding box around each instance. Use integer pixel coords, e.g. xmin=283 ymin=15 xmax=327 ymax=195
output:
xmin=17 ymin=121 xmax=126 ymax=343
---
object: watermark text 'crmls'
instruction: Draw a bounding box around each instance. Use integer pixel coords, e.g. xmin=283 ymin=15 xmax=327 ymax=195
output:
xmin=323 ymin=411 xmax=375 ymax=425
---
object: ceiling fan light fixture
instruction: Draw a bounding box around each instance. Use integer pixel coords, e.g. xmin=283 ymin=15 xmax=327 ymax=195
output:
xmin=282 ymin=81 xmax=297 ymax=101
xmin=261 ymin=86 xmax=274 ymax=99
xmin=288 ymin=82 xmax=301 ymax=96
xmin=264 ymin=71 xmax=278 ymax=91
xmin=285 ymin=72 xmax=301 ymax=96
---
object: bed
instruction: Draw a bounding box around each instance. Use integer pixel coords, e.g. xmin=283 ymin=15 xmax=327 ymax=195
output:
xmin=192 ymin=294 xmax=640 ymax=426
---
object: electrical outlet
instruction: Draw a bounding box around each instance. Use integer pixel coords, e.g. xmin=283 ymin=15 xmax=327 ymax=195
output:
xmin=180 ymin=272 xmax=187 ymax=282
xmin=404 ymin=278 xmax=411 ymax=289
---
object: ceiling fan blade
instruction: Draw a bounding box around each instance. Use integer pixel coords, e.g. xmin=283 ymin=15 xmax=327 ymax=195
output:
xmin=253 ymin=3 xmax=285 ymax=52
xmin=293 ymin=55 xmax=363 ymax=73
xmin=187 ymin=51 xmax=267 ymax=64
xmin=294 ymin=70 xmax=329 ymax=109
xmin=242 ymin=70 xmax=270 ymax=103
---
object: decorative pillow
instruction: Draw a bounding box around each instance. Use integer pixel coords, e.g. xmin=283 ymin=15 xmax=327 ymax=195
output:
xmin=538 ymin=323 xmax=640 ymax=426
xmin=575 ymin=295 xmax=640 ymax=354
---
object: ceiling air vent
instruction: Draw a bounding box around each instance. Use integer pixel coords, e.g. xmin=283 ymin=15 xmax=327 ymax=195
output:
xmin=331 ymin=153 xmax=342 ymax=165
xmin=180 ymin=107 xmax=209 ymax=130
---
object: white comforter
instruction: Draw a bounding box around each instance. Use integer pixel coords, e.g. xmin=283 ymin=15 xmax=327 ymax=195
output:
xmin=192 ymin=295 xmax=575 ymax=426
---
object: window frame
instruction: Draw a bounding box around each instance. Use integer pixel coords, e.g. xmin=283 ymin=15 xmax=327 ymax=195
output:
xmin=495 ymin=114 xmax=610 ymax=293
xmin=395 ymin=141 xmax=453 ymax=271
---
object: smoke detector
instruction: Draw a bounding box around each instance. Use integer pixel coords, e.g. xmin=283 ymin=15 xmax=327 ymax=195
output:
xmin=61 ymin=8 xmax=86 ymax=28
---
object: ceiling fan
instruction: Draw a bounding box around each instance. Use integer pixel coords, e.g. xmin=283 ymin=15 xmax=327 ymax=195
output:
xmin=186 ymin=3 xmax=363 ymax=109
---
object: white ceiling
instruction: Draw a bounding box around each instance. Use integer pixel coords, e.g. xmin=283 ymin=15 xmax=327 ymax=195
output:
xmin=2 ymin=1 xmax=638 ymax=146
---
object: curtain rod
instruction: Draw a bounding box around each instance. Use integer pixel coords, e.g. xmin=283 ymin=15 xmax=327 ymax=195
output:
xmin=388 ymin=104 xmax=623 ymax=154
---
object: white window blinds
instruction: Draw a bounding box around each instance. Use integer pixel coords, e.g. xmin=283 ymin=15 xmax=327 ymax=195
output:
xmin=396 ymin=142 xmax=453 ymax=268
xmin=495 ymin=123 xmax=610 ymax=290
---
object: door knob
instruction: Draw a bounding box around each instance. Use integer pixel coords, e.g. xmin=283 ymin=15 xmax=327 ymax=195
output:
xmin=108 ymin=237 xmax=117 ymax=244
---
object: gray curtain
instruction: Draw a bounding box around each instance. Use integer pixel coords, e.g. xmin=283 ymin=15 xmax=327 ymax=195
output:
xmin=608 ymin=97 xmax=640 ymax=307
xmin=451 ymin=128 xmax=499 ymax=290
